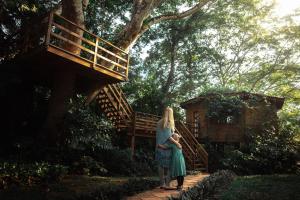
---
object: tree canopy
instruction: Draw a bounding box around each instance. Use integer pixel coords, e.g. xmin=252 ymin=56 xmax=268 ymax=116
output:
xmin=0 ymin=0 xmax=299 ymax=136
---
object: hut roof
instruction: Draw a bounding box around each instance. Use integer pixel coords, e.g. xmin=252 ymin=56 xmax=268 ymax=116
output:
xmin=180 ymin=92 xmax=285 ymax=110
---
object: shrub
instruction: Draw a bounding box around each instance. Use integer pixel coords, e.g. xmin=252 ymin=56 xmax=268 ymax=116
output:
xmin=70 ymin=156 xmax=108 ymax=176
xmin=76 ymin=177 xmax=160 ymax=200
xmin=173 ymin=170 xmax=236 ymax=200
xmin=222 ymin=121 xmax=299 ymax=175
xmin=0 ymin=162 xmax=68 ymax=188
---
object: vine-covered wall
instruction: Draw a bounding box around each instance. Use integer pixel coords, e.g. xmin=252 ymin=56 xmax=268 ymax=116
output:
xmin=182 ymin=92 xmax=284 ymax=143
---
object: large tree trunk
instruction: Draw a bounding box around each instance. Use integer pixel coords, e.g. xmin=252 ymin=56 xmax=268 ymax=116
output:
xmin=41 ymin=0 xmax=88 ymax=145
xmin=115 ymin=0 xmax=162 ymax=51
xmin=161 ymin=30 xmax=178 ymax=106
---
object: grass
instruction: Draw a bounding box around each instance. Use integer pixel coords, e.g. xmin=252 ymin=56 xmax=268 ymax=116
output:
xmin=0 ymin=175 xmax=160 ymax=200
xmin=221 ymin=174 xmax=300 ymax=200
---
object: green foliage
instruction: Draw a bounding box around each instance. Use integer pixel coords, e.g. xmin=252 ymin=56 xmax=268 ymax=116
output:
xmin=93 ymin=148 xmax=156 ymax=176
xmin=64 ymin=95 xmax=114 ymax=150
xmin=205 ymin=93 xmax=244 ymax=123
xmin=0 ymin=176 xmax=160 ymax=200
xmin=176 ymin=170 xmax=236 ymax=200
xmin=222 ymin=175 xmax=300 ymax=200
xmin=222 ymin=121 xmax=300 ymax=175
xmin=70 ymin=156 xmax=108 ymax=176
xmin=0 ymin=0 xmax=60 ymax=61
xmin=0 ymin=162 xmax=68 ymax=188
xmin=76 ymin=177 xmax=159 ymax=200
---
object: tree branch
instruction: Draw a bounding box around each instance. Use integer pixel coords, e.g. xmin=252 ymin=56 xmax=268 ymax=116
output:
xmin=140 ymin=0 xmax=215 ymax=35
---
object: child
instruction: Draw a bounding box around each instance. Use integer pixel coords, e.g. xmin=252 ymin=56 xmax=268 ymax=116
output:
xmin=158 ymin=133 xmax=186 ymax=190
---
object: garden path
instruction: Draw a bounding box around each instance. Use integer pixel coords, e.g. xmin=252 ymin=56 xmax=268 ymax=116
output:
xmin=126 ymin=172 xmax=209 ymax=200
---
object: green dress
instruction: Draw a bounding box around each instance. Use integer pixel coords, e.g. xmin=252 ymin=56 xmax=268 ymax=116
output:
xmin=167 ymin=143 xmax=186 ymax=178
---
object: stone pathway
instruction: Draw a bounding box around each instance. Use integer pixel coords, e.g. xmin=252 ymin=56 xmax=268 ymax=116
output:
xmin=126 ymin=173 xmax=209 ymax=200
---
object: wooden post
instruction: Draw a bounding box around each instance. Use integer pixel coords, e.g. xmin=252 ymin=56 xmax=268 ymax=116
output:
xmin=45 ymin=11 xmax=54 ymax=46
xmin=130 ymin=112 xmax=137 ymax=160
xmin=93 ymin=37 xmax=99 ymax=68
xmin=85 ymin=85 xmax=103 ymax=106
xmin=125 ymin=54 xmax=130 ymax=80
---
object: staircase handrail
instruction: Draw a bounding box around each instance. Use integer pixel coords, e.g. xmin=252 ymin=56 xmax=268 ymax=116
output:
xmin=103 ymin=84 xmax=134 ymax=121
xmin=176 ymin=121 xmax=208 ymax=169
xmin=175 ymin=127 xmax=196 ymax=168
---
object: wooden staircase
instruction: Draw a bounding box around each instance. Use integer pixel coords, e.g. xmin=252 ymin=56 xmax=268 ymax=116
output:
xmin=95 ymin=84 xmax=133 ymax=127
xmin=176 ymin=121 xmax=208 ymax=171
xmin=95 ymin=83 xmax=208 ymax=171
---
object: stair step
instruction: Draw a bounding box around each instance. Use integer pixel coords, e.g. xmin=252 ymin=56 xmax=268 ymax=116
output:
xmin=195 ymin=167 xmax=207 ymax=171
xmin=194 ymin=163 xmax=204 ymax=167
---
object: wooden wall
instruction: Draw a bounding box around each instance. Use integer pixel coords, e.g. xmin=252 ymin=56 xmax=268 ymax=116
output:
xmin=185 ymin=102 xmax=208 ymax=138
xmin=184 ymin=100 xmax=279 ymax=143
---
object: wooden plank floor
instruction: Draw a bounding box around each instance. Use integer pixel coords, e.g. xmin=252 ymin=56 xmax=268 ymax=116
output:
xmin=126 ymin=173 xmax=209 ymax=200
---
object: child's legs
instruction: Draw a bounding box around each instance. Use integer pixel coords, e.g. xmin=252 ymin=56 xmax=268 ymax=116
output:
xmin=177 ymin=176 xmax=184 ymax=186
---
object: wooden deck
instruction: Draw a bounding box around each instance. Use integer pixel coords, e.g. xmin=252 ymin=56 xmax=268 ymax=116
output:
xmin=9 ymin=12 xmax=129 ymax=92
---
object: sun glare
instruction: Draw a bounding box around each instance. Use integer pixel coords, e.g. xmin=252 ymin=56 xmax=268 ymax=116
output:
xmin=273 ymin=0 xmax=300 ymax=16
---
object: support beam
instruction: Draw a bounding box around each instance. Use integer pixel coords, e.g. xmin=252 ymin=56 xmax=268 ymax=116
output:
xmin=85 ymin=85 xmax=103 ymax=105
xmin=130 ymin=112 xmax=137 ymax=160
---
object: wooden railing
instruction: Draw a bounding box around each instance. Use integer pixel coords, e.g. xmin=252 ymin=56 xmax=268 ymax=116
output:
xmin=96 ymin=85 xmax=208 ymax=170
xmin=185 ymin=122 xmax=203 ymax=138
xmin=97 ymin=84 xmax=134 ymax=129
xmin=176 ymin=121 xmax=208 ymax=170
xmin=45 ymin=12 xmax=129 ymax=80
xmin=134 ymin=112 xmax=160 ymax=132
xmin=175 ymin=127 xmax=197 ymax=169
xmin=104 ymin=84 xmax=134 ymax=120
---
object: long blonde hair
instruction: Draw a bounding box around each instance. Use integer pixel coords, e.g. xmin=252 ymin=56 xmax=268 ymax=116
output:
xmin=159 ymin=107 xmax=175 ymax=132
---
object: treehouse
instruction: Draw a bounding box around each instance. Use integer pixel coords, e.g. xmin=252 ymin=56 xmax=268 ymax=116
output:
xmin=180 ymin=92 xmax=285 ymax=144
xmin=5 ymin=12 xmax=129 ymax=93
xmin=1 ymin=11 xmax=208 ymax=171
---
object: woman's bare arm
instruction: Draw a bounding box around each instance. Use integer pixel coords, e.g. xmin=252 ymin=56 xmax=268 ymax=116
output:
xmin=168 ymin=137 xmax=182 ymax=149
xmin=157 ymin=144 xmax=168 ymax=149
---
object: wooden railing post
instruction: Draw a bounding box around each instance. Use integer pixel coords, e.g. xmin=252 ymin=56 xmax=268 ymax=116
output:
xmin=130 ymin=112 xmax=137 ymax=160
xmin=45 ymin=11 xmax=54 ymax=46
xmin=93 ymin=37 xmax=99 ymax=68
xmin=125 ymin=54 xmax=130 ymax=81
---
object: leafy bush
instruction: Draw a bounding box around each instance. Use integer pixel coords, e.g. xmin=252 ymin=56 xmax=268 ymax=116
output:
xmin=222 ymin=121 xmax=299 ymax=175
xmin=173 ymin=170 xmax=236 ymax=200
xmin=133 ymin=149 xmax=157 ymax=176
xmin=76 ymin=177 xmax=160 ymax=200
xmin=221 ymin=174 xmax=300 ymax=200
xmin=0 ymin=162 xmax=68 ymax=188
xmin=70 ymin=156 xmax=108 ymax=176
xmin=63 ymin=95 xmax=114 ymax=150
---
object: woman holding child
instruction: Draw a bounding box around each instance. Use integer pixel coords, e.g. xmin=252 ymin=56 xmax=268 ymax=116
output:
xmin=155 ymin=107 xmax=186 ymax=190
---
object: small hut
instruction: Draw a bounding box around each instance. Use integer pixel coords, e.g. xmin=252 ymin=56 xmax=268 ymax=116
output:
xmin=180 ymin=92 xmax=284 ymax=145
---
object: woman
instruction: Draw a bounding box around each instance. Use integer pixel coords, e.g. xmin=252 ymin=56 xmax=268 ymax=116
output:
xmin=158 ymin=133 xmax=186 ymax=191
xmin=155 ymin=107 xmax=181 ymax=189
